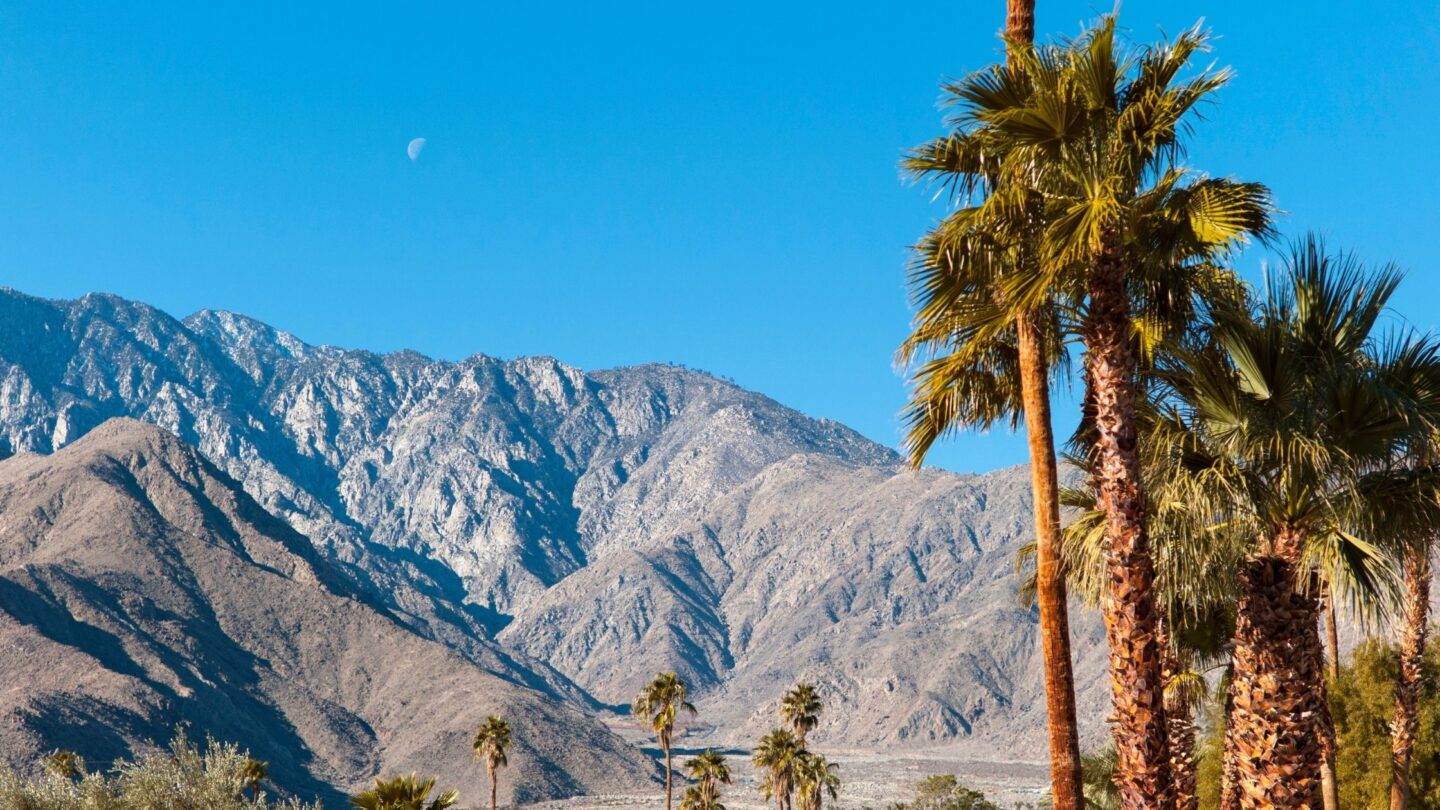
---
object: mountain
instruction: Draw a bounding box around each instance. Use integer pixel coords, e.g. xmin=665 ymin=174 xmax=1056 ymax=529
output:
xmin=0 ymin=419 xmax=656 ymax=804
xmin=0 ymin=288 xmax=1110 ymax=762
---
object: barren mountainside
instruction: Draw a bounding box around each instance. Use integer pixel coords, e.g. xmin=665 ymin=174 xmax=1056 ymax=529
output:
xmin=0 ymin=288 xmax=1109 ymax=765
xmin=0 ymin=419 xmax=656 ymax=804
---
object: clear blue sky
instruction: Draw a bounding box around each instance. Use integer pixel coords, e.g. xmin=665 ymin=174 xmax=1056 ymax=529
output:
xmin=2 ymin=2 xmax=1437 ymax=473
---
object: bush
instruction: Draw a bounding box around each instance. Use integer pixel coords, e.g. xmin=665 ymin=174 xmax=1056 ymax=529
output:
xmin=887 ymin=774 xmax=1001 ymax=810
xmin=0 ymin=730 xmax=316 ymax=809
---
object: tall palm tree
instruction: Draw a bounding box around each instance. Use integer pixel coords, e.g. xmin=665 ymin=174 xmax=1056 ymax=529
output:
xmin=634 ymin=672 xmax=697 ymax=810
xmin=905 ymin=18 xmax=1272 ymax=808
xmin=684 ymin=749 xmax=731 ymax=809
xmin=1151 ymin=239 xmax=1440 ymax=808
xmin=348 ymin=773 xmax=459 ymax=810
xmin=779 ymin=683 xmax=822 ymax=745
xmin=472 ymin=715 xmax=512 ymax=810
xmin=903 ymin=1 xmax=1077 ymax=804
xmin=753 ymin=728 xmax=803 ymax=810
xmin=792 ymin=752 xmax=840 ymax=810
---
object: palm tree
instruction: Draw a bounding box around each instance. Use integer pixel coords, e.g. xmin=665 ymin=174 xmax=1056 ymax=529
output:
xmin=633 ymin=672 xmax=697 ymax=810
xmin=779 ymin=683 xmax=822 ymax=745
xmin=472 ymin=715 xmax=512 ymax=810
xmin=348 ymin=773 xmax=459 ymax=810
xmin=679 ymin=785 xmax=725 ymax=810
xmin=684 ymin=749 xmax=731 ymax=809
xmin=905 ymin=18 xmax=1272 ymax=807
xmin=239 ymin=757 xmax=268 ymax=800
xmin=1151 ymin=239 xmax=1440 ymax=807
xmin=902 ymin=1 xmax=1075 ymax=803
xmin=43 ymin=750 xmax=83 ymax=781
xmin=792 ymin=752 xmax=840 ymax=810
xmin=753 ymin=728 xmax=803 ymax=810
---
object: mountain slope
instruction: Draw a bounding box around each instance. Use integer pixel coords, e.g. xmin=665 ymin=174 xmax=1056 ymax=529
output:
xmin=0 ymin=419 xmax=657 ymax=804
xmin=0 ymin=288 xmax=1110 ymax=758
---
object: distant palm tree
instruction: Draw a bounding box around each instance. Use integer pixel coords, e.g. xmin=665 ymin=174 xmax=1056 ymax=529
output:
xmin=792 ymin=752 xmax=839 ymax=810
xmin=679 ymin=785 xmax=725 ymax=810
xmin=633 ymin=672 xmax=697 ymax=810
xmin=779 ymin=683 xmax=822 ymax=745
xmin=753 ymin=729 xmax=803 ymax=810
xmin=348 ymin=773 xmax=459 ymax=810
xmin=684 ymin=749 xmax=731 ymax=809
xmin=472 ymin=715 xmax=512 ymax=810
xmin=240 ymin=757 xmax=268 ymax=800
xmin=43 ymin=750 xmax=83 ymax=781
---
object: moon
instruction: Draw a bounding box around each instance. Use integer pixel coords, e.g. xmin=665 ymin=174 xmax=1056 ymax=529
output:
xmin=406 ymin=138 xmax=426 ymax=161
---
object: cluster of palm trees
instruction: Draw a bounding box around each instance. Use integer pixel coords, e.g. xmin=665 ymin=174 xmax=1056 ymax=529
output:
xmin=902 ymin=2 xmax=1440 ymax=809
xmin=633 ymin=674 xmax=840 ymax=810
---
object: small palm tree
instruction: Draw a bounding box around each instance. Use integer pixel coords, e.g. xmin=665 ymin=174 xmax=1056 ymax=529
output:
xmin=679 ymin=785 xmax=726 ymax=810
xmin=348 ymin=773 xmax=459 ymax=810
xmin=684 ymin=749 xmax=731 ymax=809
xmin=792 ymin=752 xmax=840 ymax=810
xmin=472 ymin=715 xmax=512 ymax=810
xmin=779 ymin=683 xmax=822 ymax=745
xmin=43 ymin=750 xmax=84 ymax=781
xmin=633 ymin=672 xmax=697 ymax=810
xmin=753 ymin=728 xmax=803 ymax=810
xmin=239 ymin=757 xmax=268 ymax=799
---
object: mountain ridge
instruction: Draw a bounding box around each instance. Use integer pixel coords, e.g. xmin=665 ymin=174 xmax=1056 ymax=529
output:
xmin=0 ymin=287 xmax=1110 ymax=765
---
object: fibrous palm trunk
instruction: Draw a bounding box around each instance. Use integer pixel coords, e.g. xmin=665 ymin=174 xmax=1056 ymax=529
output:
xmin=489 ymin=763 xmax=497 ymax=810
xmin=1159 ymin=626 xmax=1198 ymax=810
xmin=1085 ymin=236 xmax=1174 ymax=810
xmin=1228 ymin=542 xmax=1325 ymax=809
xmin=1391 ymin=543 xmax=1431 ymax=810
xmin=1219 ymin=683 xmax=1241 ymax=810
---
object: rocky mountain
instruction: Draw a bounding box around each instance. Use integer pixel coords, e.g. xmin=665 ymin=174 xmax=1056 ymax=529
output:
xmin=0 ymin=288 xmax=1110 ymax=767
xmin=0 ymin=419 xmax=656 ymax=804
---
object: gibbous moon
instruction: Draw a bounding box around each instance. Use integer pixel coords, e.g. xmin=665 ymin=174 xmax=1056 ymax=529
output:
xmin=406 ymin=138 xmax=426 ymax=161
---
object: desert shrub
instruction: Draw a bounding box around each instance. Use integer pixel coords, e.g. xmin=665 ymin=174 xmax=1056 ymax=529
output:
xmin=0 ymin=730 xmax=316 ymax=809
xmin=887 ymin=774 xmax=1001 ymax=810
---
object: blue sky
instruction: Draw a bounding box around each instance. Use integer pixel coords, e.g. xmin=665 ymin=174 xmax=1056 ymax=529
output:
xmin=2 ymin=2 xmax=1437 ymax=473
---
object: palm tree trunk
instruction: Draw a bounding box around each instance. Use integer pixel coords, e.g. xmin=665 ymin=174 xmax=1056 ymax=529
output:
xmin=1219 ymin=680 xmax=1241 ymax=810
xmin=1391 ymin=542 xmax=1431 ymax=810
xmin=1159 ymin=625 xmax=1198 ymax=810
xmin=1229 ymin=535 xmax=1326 ymax=809
xmin=664 ymin=744 xmax=674 ymax=810
xmin=490 ymin=768 xmax=498 ymax=810
xmin=1319 ymin=587 xmax=1341 ymax=810
xmin=1019 ymin=311 xmax=1086 ymax=810
xmin=1084 ymin=234 xmax=1173 ymax=810
xmin=1001 ymin=5 xmax=1086 ymax=803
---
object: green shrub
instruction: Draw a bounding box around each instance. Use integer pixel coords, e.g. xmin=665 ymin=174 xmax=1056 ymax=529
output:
xmin=0 ymin=729 xmax=316 ymax=809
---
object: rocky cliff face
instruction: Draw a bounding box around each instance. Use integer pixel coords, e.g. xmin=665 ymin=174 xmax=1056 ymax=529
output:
xmin=0 ymin=419 xmax=657 ymax=804
xmin=0 ymin=288 xmax=1108 ymax=760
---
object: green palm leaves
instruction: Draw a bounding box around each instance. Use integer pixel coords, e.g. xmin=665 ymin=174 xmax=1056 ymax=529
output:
xmin=780 ymin=683 xmax=822 ymax=744
xmin=682 ymin=750 xmax=731 ymax=810
xmin=634 ymin=672 xmax=698 ymax=810
xmin=473 ymin=715 xmax=512 ymax=810
xmin=347 ymin=773 xmax=458 ymax=810
xmin=753 ymin=729 xmax=804 ymax=810
xmin=792 ymin=753 xmax=840 ymax=810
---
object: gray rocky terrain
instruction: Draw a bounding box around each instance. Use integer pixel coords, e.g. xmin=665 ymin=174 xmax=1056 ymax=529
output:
xmin=0 ymin=287 xmax=1113 ymax=793
xmin=0 ymin=419 xmax=656 ymax=804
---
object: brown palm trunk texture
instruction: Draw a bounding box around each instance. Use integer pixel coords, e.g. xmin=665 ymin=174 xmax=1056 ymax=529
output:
xmin=1391 ymin=544 xmax=1431 ymax=810
xmin=1085 ymin=235 xmax=1174 ymax=810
